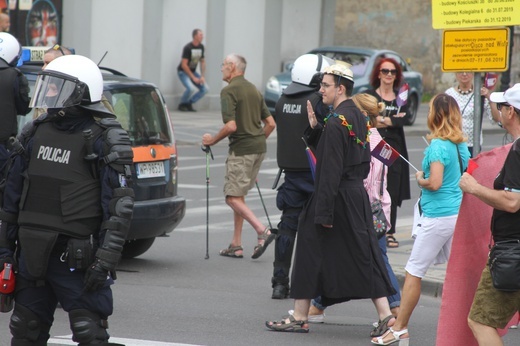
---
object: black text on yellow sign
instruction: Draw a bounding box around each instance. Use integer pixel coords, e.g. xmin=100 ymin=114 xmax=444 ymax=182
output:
xmin=442 ymin=27 xmax=510 ymax=72
xmin=432 ymin=0 xmax=520 ymax=29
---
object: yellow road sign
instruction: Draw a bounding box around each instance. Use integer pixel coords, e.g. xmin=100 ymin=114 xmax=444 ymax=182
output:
xmin=432 ymin=0 xmax=520 ymax=29
xmin=442 ymin=27 xmax=510 ymax=72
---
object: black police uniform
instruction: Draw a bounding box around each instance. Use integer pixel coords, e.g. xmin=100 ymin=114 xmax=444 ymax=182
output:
xmin=0 ymin=64 xmax=30 ymax=177
xmin=271 ymin=84 xmax=327 ymax=299
xmin=0 ymin=107 xmax=133 ymax=345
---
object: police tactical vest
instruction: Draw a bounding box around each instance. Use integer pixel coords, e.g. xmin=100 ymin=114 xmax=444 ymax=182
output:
xmin=18 ymin=122 xmax=104 ymax=237
xmin=276 ymin=92 xmax=322 ymax=170
xmin=0 ymin=68 xmax=19 ymax=141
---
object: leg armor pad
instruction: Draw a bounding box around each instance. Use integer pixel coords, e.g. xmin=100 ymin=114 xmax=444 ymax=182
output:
xmin=10 ymin=304 xmax=48 ymax=344
xmin=69 ymin=309 xmax=109 ymax=344
xmin=273 ymin=225 xmax=297 ymax=280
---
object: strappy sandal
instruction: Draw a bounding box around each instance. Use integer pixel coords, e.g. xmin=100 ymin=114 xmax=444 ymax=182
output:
xmin=371 ymin=327 xmax=409 ymax=345
xmin=370 ymin=315 xmax=395 ymax=337
xmin=219 ymin=244 xmax=243 ymax=258
xmin=386 ymin=235 xmax=399 ymax=248
xmin=265 ymin=314 xmax=309 ymax=333
xmin=251 ymin=228 xmax=275 ymax=259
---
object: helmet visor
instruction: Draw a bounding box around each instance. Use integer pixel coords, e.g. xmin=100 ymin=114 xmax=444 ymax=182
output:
xmin=30 ymin=71 xmax=86 ymax=109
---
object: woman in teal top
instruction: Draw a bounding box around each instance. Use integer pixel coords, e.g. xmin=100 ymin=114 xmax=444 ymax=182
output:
xmin=420 ymin=137 xmax=469 ymax=217
xmin=372 ymin=93 xmax=470 ymax=345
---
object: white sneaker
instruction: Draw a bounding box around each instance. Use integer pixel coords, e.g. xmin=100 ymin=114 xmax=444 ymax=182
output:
xmin=288 ymin=309 xmax=325 ymax=324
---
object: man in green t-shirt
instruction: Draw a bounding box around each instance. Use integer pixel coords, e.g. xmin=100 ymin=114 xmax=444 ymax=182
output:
xmin=202 ymin=53 xmax=276 ymax=259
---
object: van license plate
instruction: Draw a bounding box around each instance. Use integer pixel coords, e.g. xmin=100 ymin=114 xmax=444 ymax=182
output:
xmin=136 ymin=162 xmax=165 ymax=178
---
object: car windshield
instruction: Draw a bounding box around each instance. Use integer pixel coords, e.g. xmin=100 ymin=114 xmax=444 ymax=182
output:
xmin=315 ymin=51 xmax=370 ymax=78
xmin=105 ymin=87 xmax=172 ymax=146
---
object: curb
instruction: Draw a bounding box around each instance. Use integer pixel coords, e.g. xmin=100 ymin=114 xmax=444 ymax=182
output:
xmin=394 ymin=274 xmax=444 ymax=299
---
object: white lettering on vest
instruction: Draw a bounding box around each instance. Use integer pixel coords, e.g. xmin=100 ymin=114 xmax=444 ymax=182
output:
xmin=36 ymin=145 xmax=71 ymax=164
xmin=282 ymin=104 xmax=302 ymax=114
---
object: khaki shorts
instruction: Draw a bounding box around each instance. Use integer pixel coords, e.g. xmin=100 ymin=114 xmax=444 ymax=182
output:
xmin=469 ymin=265 xmax=520 ymax=329
xmin=224 ymin=152 xmax=265 ymax=197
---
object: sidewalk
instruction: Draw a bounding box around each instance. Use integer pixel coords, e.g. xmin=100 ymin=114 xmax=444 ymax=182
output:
xmin=170 ymin=103 xmax=505 ymax=298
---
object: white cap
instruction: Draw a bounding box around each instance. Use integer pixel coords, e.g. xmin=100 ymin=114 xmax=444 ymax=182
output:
xmin=323 ymin=63 xmax=354 ymax=82
xmin=490 ymin=83 xmax=520 ymax=110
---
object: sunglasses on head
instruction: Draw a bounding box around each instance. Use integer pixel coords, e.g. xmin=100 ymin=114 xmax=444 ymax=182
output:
xmin=380 ymin=68 xmax=397 ymax=76
xmin=52 ymin=44 xmax=65 ymax=56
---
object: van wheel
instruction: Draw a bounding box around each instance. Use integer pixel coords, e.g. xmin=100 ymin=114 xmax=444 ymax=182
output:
xmin=122 ymin=238 xmax=156 ymax=258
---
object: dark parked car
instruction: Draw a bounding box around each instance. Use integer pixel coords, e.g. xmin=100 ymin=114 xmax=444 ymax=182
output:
xmin=264 ymin=46 xmax=423 ymax=125
xmin=17 ymin=48 xmax=186 ymax=258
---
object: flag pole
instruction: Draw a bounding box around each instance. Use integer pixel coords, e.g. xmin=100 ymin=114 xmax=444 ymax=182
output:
xmin=399 ymin=154 xmax=419 ymax=172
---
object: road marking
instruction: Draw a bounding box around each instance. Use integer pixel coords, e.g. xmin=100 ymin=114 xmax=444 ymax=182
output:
xmin=48 ymin=335 xmax=203 ymax=346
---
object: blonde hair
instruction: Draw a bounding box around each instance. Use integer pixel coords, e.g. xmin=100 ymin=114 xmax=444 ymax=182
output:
xmin=351 ymin=93 xmax=385 ymax=127
xmin=426 ymin=93 xmax=466 ymax=143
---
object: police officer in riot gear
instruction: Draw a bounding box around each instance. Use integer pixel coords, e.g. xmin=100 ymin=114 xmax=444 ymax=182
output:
xmin=0 ymin=55 xmax=133 ymax=345
xmin=0 ymin=32 xmax=30 ymax=176
xmin=271 ymin=54 xmax=334 ymax=299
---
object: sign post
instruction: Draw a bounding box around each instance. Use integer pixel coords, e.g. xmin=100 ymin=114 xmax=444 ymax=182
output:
xmin=432 ymin=0 xmax=520 ymax=156
xmin=441 ymin=28 xmax=510 ymax=72
xmin=432 ymin=0 xmax=520 ymax=29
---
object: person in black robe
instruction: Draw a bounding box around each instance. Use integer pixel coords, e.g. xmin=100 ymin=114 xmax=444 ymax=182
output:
xmin=266 ymin=64 xmax=395 ymax=334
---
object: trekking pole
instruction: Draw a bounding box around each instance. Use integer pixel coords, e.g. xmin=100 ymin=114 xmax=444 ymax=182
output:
xmin=201 ymin=145 xmax=214 ymax=259
xmin=255 ymin=179 xmax=273 ymax=230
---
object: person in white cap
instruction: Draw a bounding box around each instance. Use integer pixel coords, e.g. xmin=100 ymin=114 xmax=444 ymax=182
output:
xmin=459 ymin=83 xmax=520 ymax=346
xmin=266 ymin=64 xmax=395 ymax=335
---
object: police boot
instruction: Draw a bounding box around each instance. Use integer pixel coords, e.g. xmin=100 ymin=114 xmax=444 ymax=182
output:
xmin=271 ymin=277 xmax=290 ymax=299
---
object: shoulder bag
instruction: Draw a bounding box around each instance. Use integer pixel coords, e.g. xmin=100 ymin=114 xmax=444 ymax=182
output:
xmin=371 ymin=166 xmax=388 ymax=240
xmin=488 ymin=238 xmax=520 ymax=292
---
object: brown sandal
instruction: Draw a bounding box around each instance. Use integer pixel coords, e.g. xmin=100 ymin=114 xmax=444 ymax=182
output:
xmin=219 ymin=244 xmax=243 ymax=258
xmin=266 ymin=314 xmax=309 ymax=333
xmin=251 ymin=228 xmax=275 ymax=259
xmin=386 ymin=235 xmax=399 ymax=248
xmin=370 ymin=315 xmax=395 ymax=337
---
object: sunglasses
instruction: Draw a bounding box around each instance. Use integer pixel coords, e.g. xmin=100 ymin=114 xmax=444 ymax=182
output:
xmin=497 ymin=103 xmax=510 ymax=111
xmin=380 ymin=68 xmax=397 ymax=76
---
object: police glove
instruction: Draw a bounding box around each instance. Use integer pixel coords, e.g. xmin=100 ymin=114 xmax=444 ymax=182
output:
xmin=84 ymin=259 xmax=109 ymax=292
xmin=0 ymin=256 xmax=15 ymax=271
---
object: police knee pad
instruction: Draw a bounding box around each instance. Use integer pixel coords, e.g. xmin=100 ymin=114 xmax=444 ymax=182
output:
xmin=10 ymin=304 xmax=47 ymax=344
xmin=69 ymin=309 xmax=109 ymax=344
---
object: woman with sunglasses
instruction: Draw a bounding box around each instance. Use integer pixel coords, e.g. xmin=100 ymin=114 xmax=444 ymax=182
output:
xmin=366 ymin=58 xmax=411 ymax=249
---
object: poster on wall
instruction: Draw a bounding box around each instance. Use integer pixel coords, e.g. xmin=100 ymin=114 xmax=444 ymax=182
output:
xmin=2 ymin=0 xmax=62 ymax=46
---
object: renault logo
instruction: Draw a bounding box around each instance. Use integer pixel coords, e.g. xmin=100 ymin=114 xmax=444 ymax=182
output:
xmin=150 ymin=148 xmax=156 ymax=158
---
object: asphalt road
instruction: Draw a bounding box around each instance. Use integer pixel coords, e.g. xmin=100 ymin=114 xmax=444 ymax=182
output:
xmin=1 ymin=104 xmax=518 ymax=345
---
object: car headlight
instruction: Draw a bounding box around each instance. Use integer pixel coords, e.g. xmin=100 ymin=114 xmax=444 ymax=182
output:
xmin=265 ymin=76 xmax=281 ymax=94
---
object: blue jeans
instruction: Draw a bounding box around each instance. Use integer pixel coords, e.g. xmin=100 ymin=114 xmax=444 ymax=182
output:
xmin=177 ymin=70 xmax=208 ymax=104
xmin=312 ymin=235 xmax=401 ymax=310
xmin=377 ymin=233 xmax=401 ymax=309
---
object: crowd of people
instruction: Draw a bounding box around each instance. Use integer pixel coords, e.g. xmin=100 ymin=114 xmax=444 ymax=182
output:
xmin=200 ymin=49 xmax=520 ymax=344
xmin=196 ymin=45 xmax=519 ymax=344
xmin=1 ymin=22 xmax=519 ymax=344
